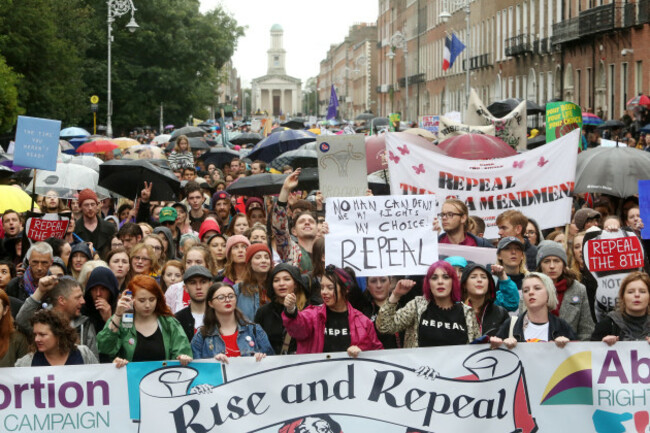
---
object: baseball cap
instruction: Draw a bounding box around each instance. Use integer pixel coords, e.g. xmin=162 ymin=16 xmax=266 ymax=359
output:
xmin=159 ymin=207 xmax=177 ymax=223
xmin=172 ymin=202 xmax=187 ymax=213
xmin=183 ymin=265 xmax=213 ymax=282
xmin=497 ymin=236 xmax=524 ymax=253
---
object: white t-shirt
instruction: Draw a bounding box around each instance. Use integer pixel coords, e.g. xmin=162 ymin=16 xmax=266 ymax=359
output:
xmin=524 ymin=321 xmax=549 ymax=342
xmin=191 ymin=312 xmax=204 ymax=331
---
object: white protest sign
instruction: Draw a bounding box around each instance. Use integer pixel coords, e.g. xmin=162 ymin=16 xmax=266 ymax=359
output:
xmin=465 ymin=89 xmax=527 ymax=150
xmin=325 ymin=195 xmax=438 ymax=276
xmin=386 ymin=129 xmax=579 ymax=239
xmin=438 ymin=116 xmax=495 ymax=141
xmin=317 ymin=134 xmax=367 ymax=198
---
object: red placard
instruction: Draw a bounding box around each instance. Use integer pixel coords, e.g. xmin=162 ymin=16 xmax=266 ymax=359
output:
xmin=26 ymin=217 xmax=69 ymax=241
xmin=585 ymin=236 xmax=644 ymax=272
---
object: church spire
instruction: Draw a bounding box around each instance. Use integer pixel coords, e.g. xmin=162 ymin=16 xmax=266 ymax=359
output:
xmin=267 ymin=24 xmax=286 ymax=75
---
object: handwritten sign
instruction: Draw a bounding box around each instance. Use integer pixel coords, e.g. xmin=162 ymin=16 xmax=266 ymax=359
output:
xmin=325 ymin=195 xmax=438 ymax=276
xmin=639 ymin=180 xmax=650 ymax=239
xmin=438 ymin=116 xmax=495 ymax=141
xmin=464 ymin=89 xmax=527 ymax=150
xmin=26 ymin=214 xmax=70 ymax=241
xmin=13 ymin=116 xmax=61 ymax=171
xmin=317 ymin=135 xmax=367 ymax=198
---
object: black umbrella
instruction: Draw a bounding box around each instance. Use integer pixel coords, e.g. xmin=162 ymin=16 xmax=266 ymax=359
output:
xmin=597 ymin=119 xmax=625 ymax=130
xmin=487 ymin=98 xmax=545 ymax=118
xmin=575 ymin=146 xmax=650 ymax=197
xmin=270 ymin=147 xmax=317 ymax=170
xmin=355 ymin=112 xmax=374 ymax=121
xmin=527 ymin=134 xmax=547 ymax=150
xmin=170 ymin=126 xmax=206 ymax=140
xmin=226 ymin=167 xmax=318 ymax=197
xmin=99 ymin=159 xmax=181 ymax=201
xmin=281 ymin=118 xmax=307 ymax=130
xmin=370 ymin=117 xmax=390 ymax=133
xmin=11 ymin=168 xmax=33 ymax=185
xmin=188 ymin=137 xmax=211 ymax=150
xmin=198 ymin=147 xmax=241 ymax=169
xmin=246 ymin=130 xmax=317 ymax=162
xmin=230 ymin=132 xmax=263 ymax=145
xmin=0 ymin=165 xmax=14 ymax=182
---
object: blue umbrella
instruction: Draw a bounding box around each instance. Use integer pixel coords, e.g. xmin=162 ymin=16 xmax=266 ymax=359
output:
xmin=246 ymin=130 xmax=317 ymax=162
xmin=60 ymin=127 xmax=90 ymax=138
xmin=640 ymin=123 xmax=650 ymax=133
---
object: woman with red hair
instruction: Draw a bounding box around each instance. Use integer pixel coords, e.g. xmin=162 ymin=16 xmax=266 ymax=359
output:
xmin=0 ymin=290 xmax=28 ymax=367
xmin=376 ymin=260 xmax=480 ymax=347
xmin=97 ymin=275 xmax=192 ymax=366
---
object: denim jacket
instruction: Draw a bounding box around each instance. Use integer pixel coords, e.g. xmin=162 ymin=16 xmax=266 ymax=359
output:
xmin=191 ymin=322 xmax=275 ymax=359
xmin=233 ymin=283 xmax=260 ymax=322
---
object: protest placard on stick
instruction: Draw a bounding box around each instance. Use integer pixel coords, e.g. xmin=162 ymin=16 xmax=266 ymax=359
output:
xmin=317 ymin=135 xmax=367 ymax=198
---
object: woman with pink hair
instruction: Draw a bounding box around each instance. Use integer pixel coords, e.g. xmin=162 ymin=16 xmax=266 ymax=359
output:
xmin=376 ymin=260 xmax=480 ymax=348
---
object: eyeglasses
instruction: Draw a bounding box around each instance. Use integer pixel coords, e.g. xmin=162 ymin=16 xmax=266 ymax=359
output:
xmin=213 ymin=294 xmax=236 ymax=302
xmin=132 ymin=256 xmax=151 ymax=263
xmin=438 ymin=212 xmax=462 ymax=219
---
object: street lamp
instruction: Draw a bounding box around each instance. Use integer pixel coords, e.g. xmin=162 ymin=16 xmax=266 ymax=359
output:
xmin=439 ymin=0 xmax=470 ymax=111
xmin=107 ymin=0 xmax=138 ymax=138
xmin=388 ymin=31 xmax=408 ymax=121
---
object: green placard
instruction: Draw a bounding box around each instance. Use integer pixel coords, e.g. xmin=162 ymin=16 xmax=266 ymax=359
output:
xmin=545 ymin=101 xmax=583 ymax=143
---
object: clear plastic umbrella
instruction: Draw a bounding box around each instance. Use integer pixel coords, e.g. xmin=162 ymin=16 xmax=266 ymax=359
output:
xmin=26 ymin=163 xmax=98 ymax=199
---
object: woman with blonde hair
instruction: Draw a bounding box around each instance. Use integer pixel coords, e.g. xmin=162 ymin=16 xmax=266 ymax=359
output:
xmin=129 ymin=243 xmax=161 ymax=278
xmin=433 ymin=198 xmax=494 ymax=248
xmin=168 ymin=135 xmax=194 ymax=170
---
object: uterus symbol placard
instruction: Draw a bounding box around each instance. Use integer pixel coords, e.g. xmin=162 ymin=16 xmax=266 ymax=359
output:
xmin=319 ymin=143 xmax=365 ymax=177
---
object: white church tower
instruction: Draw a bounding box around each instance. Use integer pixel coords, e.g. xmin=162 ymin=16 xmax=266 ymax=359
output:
xmin=251 ymin=24 xmax=302 ymax=117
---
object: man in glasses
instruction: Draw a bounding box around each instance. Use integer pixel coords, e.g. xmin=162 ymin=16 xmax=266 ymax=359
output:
xmin=175 ymin=266 xmax=212 ymax=342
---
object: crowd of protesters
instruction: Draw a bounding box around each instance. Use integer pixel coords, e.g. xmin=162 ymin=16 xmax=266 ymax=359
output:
xmin=0 ymin=125 xmax=648 ymax=370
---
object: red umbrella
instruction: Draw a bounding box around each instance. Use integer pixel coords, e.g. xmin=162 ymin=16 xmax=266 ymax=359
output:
xmin=366 ymin=132 xmax=443 ymax=173
xmin=438 ymin=134 xmax=517 ymax=160
xmin=76 ymin=139 xmax=118 ymax=154
xmin=626 ymin=95 xmax=650 ymax=109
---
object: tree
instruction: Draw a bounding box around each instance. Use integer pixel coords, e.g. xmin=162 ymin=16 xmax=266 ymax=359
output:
xmin=0 ymin=54 xmax=23 ymax=133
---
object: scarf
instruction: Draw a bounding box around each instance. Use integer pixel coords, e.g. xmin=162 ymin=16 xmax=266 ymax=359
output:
xmin=551 ymin=279 xmax=568 ymax=317
xmin=23 ymin=267 xmax=37 ymax=296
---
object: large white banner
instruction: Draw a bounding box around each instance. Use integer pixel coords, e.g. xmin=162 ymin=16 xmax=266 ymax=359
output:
xmin=325 ymin=195 xmax=438 ymax=276
xmin=465 ymin=89 xmax=527 ymax=151
xmin=386 ymin=129 xmax=579 ymax=239
xmin=1 ymin=343 xmax=649 ymax=433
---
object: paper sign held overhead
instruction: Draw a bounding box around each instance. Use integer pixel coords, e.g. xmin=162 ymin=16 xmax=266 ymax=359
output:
xmin=13 ymin=116 xmax=61 ymax=171
xmin=317 ymin=135 xmax=367 ymax=198
xmin=325 ymin=195 xmax=438 ymax=276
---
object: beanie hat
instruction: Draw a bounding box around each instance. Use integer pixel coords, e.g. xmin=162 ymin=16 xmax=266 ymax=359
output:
xmin=245 ymin=197 xmax=265 ymax=213
xmin=574 ymin=208 xmax=601 ymax=231
xmin=78 ymin=189 xmax=98 ymax=206
xmin=198 ymin=219 xmax=221 ymax=241
xmin=267 ymin=263 xmax=305 ymax=299
xmin=225 ymin=234 xmax=251 ymax=257
xmin=71 ymin=242 xmax=93 ymax=260
xmin=536 ymin=241 xmax=568 ymax=266
xmin=460 ymin=263 xmax=496 ymax=300
xmin=245 ymin=243 xmax=271 ymax=263
xmin=444 ymin=256 xmax=468 ymax=268
xmin=212 ymin=190 xmax=231 ymax=205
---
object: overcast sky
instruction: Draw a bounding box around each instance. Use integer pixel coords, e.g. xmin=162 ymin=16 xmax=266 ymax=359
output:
xmin=199 ymin=0 xmax=378 ymax=88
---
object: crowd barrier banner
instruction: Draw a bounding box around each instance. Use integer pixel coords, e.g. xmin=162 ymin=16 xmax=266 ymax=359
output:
xmin=464 ymin=89 xmax=527 ymax=151
xmin=317 ymin=135 xmax=367 ymax=198
xmin=438 ymin=116 xmax=495 ymax=141
xmin=1 ymin=343 xmax=649 ymax=433
xmin=386 ymin=129 xmax=579 ymax=239
xmin=325 ymin=195 xmax=438 ymax=276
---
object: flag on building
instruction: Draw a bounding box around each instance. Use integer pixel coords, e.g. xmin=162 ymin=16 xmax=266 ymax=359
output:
xmin=442 ymin=33 xmax=466 ymax=71
xmin=327 ymin=85 xmax=339 ymax=120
